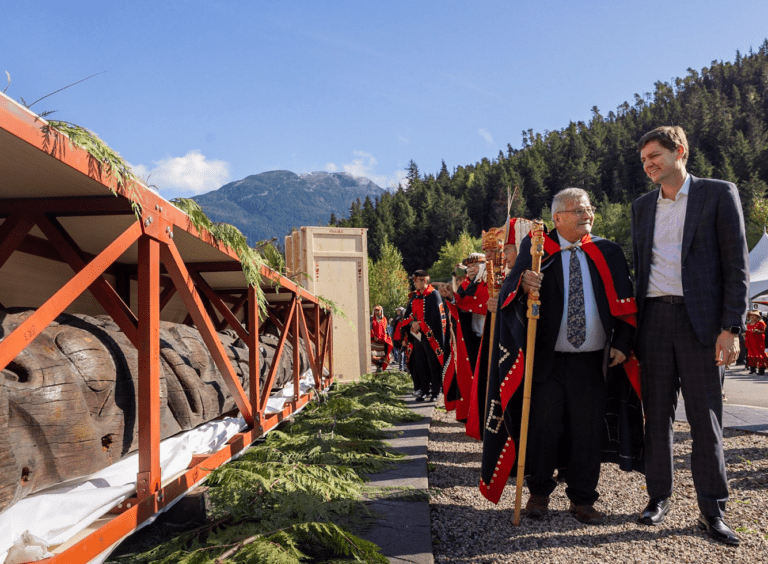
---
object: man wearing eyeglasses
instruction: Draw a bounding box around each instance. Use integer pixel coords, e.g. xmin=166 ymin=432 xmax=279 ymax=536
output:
xmin=479 ymin=188 xmax=641 ymax=525
xmin=632 ymin=126 xmax=748 ymax=546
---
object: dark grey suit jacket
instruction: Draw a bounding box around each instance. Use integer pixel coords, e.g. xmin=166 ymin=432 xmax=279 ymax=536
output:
xmin=631 ymin=175 xmax=749 ymax=346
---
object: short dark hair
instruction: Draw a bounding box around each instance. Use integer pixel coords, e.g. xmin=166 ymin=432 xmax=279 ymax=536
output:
xmin=638 ymin=126 xmax=689 ymax=165
xmin=413 ymin=269 xmax=429 ymax=278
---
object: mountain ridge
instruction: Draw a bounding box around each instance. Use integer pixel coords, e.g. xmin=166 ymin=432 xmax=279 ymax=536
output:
xmin=192 ymin=170 xmax=384 ymax=244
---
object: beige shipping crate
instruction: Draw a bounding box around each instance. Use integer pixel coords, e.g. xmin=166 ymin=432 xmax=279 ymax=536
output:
xmin=286 ymin=227 xmax=371 ymax=381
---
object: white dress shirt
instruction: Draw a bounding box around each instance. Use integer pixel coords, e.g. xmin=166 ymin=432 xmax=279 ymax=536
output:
xmin=647 ymin=174 xmax=690 ymax=297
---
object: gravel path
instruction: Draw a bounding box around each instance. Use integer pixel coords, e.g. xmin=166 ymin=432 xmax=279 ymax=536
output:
xmin=427 ymin=406 xmax=768 ymax=563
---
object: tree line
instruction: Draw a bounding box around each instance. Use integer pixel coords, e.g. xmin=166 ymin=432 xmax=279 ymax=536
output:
xmin=332 ymin=40 xmax=768 ymax=285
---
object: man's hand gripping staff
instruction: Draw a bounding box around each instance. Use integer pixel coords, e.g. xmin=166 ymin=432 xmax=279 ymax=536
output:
xmin=513 ymin=220 xmax=545 ymax=526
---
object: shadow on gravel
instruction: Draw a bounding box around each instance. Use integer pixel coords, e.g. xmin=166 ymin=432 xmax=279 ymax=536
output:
xmin=429 ymin=466 xmax=481 ymax=489
xmin=432 ymin=503 xmax=706 ymax=559
xmin=723 ymin=445 xmax=768 ymax=462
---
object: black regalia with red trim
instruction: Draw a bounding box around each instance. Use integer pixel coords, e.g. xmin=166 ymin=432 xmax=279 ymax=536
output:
xmin=442 ymin=299 xmax=473 ymax=415
xmin=479 ymin=230 xmax=645 ymax=504
xmin=394 ymin=284 xmax=446 ymax=395
xmin=465 ymin=218 xmax=531 ymax=441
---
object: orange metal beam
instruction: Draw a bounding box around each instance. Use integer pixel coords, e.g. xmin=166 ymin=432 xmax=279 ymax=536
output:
xmin=267 ymin=307 xmax=286 ymax=333
xmin=297 ymin=306 xmax=319 ymax=387
xmin=160 ymin=240 xmax=254 ymax=427
xmin=260 ymin=297 xmax=296 ymax=409
xmin=0 ymin=195 xmax=135 ymax=216
xmin=159 ymin=284 xmax=177 ymax=311
xmin=137 ymin=236 xmax=162 ymax=500
xmin=0 ymin=214 xmax=36 ymax=270
xmin=35 ymin=214 xmax=139 ymax=346
xmin=0 ymin=222 xmax=142 ymax=374
xmin=1 ymin=97 xmax=335 ymax=564
xmin=292 ymin=299 xmax=301 ymax=401
xmin=190 ymin=271 xmax=249 ymax=343
xmin=248 ymin=285 xmax=262 ymax=423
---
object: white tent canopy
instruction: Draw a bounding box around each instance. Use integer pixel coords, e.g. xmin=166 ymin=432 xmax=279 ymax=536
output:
xmin=749 ymin=228 xmax=768 ymax=299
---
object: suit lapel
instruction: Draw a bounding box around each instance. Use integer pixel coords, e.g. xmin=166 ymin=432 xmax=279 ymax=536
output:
xmin=682 ymin=175 xmax=704 ymax=261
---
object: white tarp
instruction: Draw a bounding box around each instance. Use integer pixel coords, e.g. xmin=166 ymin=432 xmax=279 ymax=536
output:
xmin=749 ymin=228 xmax=768 ymax=299
xmin=0 ymin=371 xmax=318 ymax=564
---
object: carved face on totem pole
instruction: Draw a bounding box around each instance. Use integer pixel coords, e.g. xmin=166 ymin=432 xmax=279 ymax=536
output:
xmin=0 ymin=308 xmax=303 ymax=516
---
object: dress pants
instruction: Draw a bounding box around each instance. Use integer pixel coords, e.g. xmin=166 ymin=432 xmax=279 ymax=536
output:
xmin=409 ymin=336 xmax=442 ymax=396
xmin=526 ymin=349 xmax=606 ymax=506
xmin=637 ymin=300 xmax=728 ymax=517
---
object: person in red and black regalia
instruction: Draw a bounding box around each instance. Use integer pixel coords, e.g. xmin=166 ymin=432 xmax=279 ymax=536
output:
xmin=446 ymin=254 xmax=486 ymax=419
xmin=745 ymin=309 xmax=767 ymax=375
xmin=479 ymin=188 xmax=645 ymax=525
xmin=455 ymin=253 xmax=489 ymax=364
xmin=370 ymin=305 xmax=393 ymax=371
xmin=394 ymin=270 xmax=447 ymax=401
xmin=465 ymin=217 xmax=532 ymax=441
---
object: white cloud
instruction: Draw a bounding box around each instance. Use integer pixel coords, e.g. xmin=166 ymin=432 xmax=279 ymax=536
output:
xmin=390 ymin=169 xmax=408 ymax=190
xmin=130 ymin=150 xmax=230 ymax=196
xmin=479 ymin=128 xmax=494 ymax=145
xmin=317 ymin=151 xmax=405 ymax=191
xmin=343 ymin=150 xmax=378 ymax=178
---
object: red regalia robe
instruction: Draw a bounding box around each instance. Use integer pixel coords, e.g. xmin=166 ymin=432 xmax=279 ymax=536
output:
xmin=745 ymin=319 xmax=767 ymax=369
xmin=371 ymin=315 xmax=393 ymax=370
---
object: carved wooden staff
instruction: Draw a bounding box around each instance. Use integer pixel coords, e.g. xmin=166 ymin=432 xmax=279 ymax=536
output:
xmin=482 ymin=228 xmax=504 ymax=426
xmin=513 ymin=220 xmax=545 ymax=526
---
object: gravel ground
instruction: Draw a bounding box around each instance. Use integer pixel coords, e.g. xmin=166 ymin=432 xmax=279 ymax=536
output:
xmin=427 ymin=406 xmax=768 ymax=563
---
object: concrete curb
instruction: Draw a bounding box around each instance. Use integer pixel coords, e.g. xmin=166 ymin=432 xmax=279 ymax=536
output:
xmin=360 ymin=395 xmax=435 ymax=564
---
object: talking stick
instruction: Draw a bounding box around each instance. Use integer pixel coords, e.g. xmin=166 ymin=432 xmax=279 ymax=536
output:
xmin=481 ymin=227 xmax=504 ymax=426
xmin=512 ymin=220 xmax=545 ymax=526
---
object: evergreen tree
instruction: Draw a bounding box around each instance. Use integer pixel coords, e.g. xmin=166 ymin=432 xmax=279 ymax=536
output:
xmin=428 ymin=231 xmax=483 ymax=281
xmin=330 ymin=44 xmax=768 ymax=269
xmin=368 ymin=239 xmax=410 ymax=317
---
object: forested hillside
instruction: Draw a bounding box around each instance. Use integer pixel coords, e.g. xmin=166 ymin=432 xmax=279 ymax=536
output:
xmin=194 ymin=170 xmax=385 ymax=244
xmin=332 ymin=42 xmax=768 ymax=275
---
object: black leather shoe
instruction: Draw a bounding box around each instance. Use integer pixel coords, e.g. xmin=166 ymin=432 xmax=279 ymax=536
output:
xmin=697 ymin=514 xmax=740 ymax=546
xmin=525 ymin=494 xmax=550 ymax=519
xmin=638 ymin=497 xmax=670 ymax=525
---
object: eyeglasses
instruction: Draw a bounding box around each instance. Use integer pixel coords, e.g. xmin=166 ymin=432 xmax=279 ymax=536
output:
xmin=557 ymin=206 xmax=595 ymax=216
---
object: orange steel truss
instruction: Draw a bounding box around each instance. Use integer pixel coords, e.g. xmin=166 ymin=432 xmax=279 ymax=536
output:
xmin=0 ymin=94 xmax=334 ymax=562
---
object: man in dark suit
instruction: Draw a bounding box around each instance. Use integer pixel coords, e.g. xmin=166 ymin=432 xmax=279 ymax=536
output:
xmin=632 ymin=126 xmax=749 ymax=546
xmin=479 ymin=188 xmax=637 ymax=523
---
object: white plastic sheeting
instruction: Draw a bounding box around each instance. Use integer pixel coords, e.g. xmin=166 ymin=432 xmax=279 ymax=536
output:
xmin=0 ymin=370 xmax=318 ymax=564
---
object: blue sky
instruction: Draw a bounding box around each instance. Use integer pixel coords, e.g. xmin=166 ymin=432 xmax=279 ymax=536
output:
xmin=3 ymin=1 xmax=767 ymax=201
